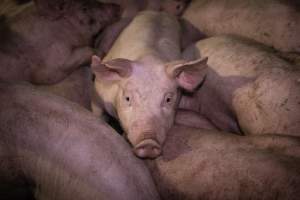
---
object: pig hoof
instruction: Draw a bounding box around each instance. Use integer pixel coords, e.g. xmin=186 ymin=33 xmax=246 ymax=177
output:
xmin=134 ymin=139 xmax=161 ymax=159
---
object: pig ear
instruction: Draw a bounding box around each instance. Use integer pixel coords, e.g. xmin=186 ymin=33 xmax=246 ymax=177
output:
xmin=166 ymin=57 xmax=208 ymax=92
xmin=91 ymin=55 xmax=133 ymax=82
xmin=33 ymin=0 xmax=71 ymax=19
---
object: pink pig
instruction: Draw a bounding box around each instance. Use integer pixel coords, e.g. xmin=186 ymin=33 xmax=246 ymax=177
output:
xmin=92 ymin=11 xmax=207 ymax=159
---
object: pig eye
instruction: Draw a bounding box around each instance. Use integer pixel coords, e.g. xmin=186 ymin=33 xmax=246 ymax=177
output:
xmin=166 ymin=97 xmax=171 ymax=103
xmin=124 ymin=96 xmax=132 ymax=106
xmin=163 ymin=92 xmax=175 ymax=106
xmin=123 ymin=92 xmax=132 ymax=107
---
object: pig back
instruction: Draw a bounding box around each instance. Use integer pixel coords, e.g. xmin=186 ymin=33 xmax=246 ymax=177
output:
xmin=0 ymin=83 xmax=160 ymax=200
xmin=104 ymin=10 xmax=182 ymax=62
xmin=183 ymin=0 xmax=300 ymax=53
xmin=147 ymin=125 xmax=300 ymax=200
xmin=183 ymin=35 xmax=300 ymax=136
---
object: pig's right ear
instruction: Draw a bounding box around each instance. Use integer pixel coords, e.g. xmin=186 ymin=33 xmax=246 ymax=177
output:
xmin=166 ymin=57 xmax=208 ymax=92
xmin=33 ymin=0 xmax=71 ymax=19
xmin=91 ymin=55 xmax=133 ymax=82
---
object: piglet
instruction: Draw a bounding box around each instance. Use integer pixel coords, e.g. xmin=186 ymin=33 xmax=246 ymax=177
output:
xmin=92 ymin=11 xmax=207 ymax=159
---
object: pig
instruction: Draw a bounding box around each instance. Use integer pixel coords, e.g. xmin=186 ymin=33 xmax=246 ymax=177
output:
xmin=181 ymin=35 xmax=300 ymax=136
xmin=95 ymin=0 xmax=191 ymax=58
xmin=0 ymin=0 xmax=120 ymax=84
xmin=183 ymin=0 xmax=300 ymax=53
xmin=0 ymin=82 xmax=160 ymax=200
xmin=36 ymin=66 xmax=93 ymax=110
xmin=92 ymin=11 xmax=207 ymax=159
xmin=146 ymin=125 xmax=300 ymax=200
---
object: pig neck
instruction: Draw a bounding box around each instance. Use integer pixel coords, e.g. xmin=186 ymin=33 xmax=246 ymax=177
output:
xmin=196 ymin=68 xmax=252 ymax=134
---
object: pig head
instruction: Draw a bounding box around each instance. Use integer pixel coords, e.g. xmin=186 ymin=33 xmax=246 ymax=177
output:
xmin=92 ymin=55 xmax=207 ymax=159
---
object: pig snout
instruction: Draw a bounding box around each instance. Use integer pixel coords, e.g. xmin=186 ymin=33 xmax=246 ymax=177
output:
xmin=134 ymin=138 xmax=162 ymax=159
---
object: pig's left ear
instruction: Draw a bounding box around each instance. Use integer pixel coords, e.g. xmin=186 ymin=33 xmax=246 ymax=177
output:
xmin=166 ymin=57 xmax=208 ymax=92
xmin=91 ymin=55 xmax=133 ymax=82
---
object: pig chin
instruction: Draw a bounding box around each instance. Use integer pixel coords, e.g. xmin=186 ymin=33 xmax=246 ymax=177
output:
xmin=126 ymin=129 xmax=166 ymax=159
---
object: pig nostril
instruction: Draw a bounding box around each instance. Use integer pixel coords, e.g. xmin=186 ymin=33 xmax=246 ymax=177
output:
xmin=134 ymin=139 xmax=161 ymax=159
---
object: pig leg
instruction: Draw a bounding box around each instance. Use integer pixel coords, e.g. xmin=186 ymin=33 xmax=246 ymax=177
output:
xmin=31 ymin=47 xmax=94 ymax=84
xmin=175 ymin=109 xmax=218 ymax=130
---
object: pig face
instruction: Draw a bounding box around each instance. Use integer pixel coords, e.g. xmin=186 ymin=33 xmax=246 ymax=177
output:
xmin=34 ymin=0 xmax=121 ymax=37
xmin=161 ymin=0 xmax=190 ymax=16
xmin=92 ymin=55 xmax=207 ymax=159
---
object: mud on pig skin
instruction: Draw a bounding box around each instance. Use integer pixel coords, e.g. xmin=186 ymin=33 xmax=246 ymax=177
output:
xmin=146 ymin=125 xmax=300 ymax=200
xmin=0 ymin=83 xmax=160 ymax=200
xmin=182 ymin=35 xmax=300 ymax=136
xmin=0 ymin=0 xmax=120 ymax=84
xmin=92 ymin=11 xmax=207 ymax=159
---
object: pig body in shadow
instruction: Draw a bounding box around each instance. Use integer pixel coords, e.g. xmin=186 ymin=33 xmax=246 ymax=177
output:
xmin=0 ymin=0 xmax=120 ymax=84
xmin=0 ymin=82 xmax=160 ymax=200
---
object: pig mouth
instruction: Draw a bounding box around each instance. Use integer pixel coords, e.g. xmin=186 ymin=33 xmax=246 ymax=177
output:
xmin=133 ymin=139 xmax=162 ymax=159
